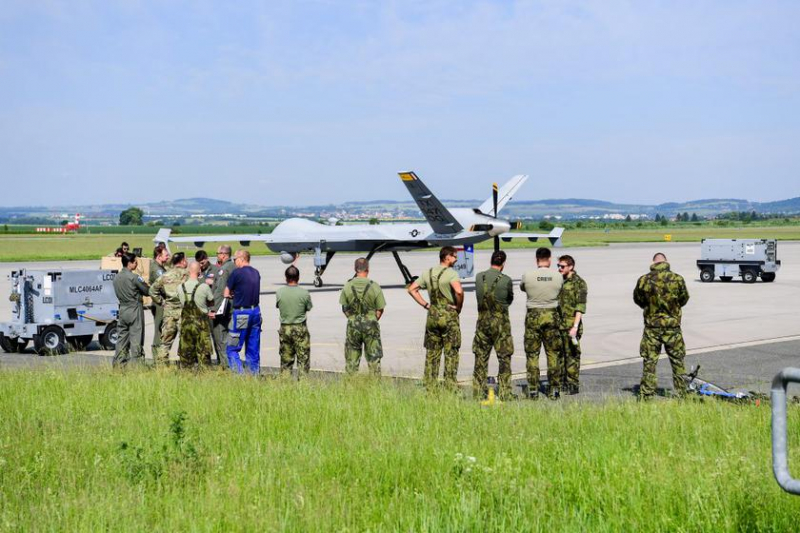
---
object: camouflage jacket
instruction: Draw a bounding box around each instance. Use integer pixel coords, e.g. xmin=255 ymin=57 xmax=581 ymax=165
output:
xmin=633 ymin=262 xmax=689 ymax=328
xmin=149 ymin=267 xmax=188 ymax=310
xmin=558 ymin=272 xmax=587 ymax=330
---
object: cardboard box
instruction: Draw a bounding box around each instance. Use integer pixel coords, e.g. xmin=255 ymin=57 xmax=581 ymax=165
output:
xmin=100 ymin=256 xmax=153 ymax=307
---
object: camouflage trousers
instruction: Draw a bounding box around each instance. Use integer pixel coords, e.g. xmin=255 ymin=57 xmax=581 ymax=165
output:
xmin=345 ymin=316 xmax=382 ymax=376
xmin=472 ymin=310 xmax=514 ymax=399
xmin=640 ymin=327 xmax=687 ymax=398
xmin=177 ymin=305 xmax=213 ymax=368
xmin=279 ymin=323 xmax=311 ymax=378
xmin=423 ymin=306 xmax=461 ymax=391
xmin=151 ymin=304 xmax=164 ymax=354
xmin=524 ymin=308 xmax=563 ymax=398
xmin=561 ymin=330 xmax=582 ymax=391
xmin=153 ymin=307 xmax=181 ymax=365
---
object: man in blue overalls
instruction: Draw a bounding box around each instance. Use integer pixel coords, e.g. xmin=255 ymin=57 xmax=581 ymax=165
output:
xmin=224 ymin=249 xmax=262 ymax=374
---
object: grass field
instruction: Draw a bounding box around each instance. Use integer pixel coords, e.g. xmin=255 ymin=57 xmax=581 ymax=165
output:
xmin=0 ymin=225 xmax=798 ymax=262
xmin=0 ymin=370 xmax=798 ymax=531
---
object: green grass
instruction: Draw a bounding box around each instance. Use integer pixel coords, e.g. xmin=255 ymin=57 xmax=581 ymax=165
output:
xmin=0 ymin=224 xmax=798 ymax=262
xmin=0 ymin=369 xmax=798 ymax=531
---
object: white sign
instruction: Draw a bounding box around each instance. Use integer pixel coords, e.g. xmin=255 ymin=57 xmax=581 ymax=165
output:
xmin=453 ymin=245 xmax=475 ymax=279
xmin=745 ymin=243 xmax=755 ymax=255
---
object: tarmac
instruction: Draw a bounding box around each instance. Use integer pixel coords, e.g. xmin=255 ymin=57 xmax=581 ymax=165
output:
xmin=1 ymin=241 xmax=799 ymax=394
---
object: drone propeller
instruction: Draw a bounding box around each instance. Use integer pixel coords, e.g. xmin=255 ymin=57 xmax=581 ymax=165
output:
xmin=493 ymin=183 xmax=500 ymax=253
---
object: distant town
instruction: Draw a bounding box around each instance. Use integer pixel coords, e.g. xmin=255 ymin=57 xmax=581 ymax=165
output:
xmin=0 ymin=195 xmax=798 ymax=228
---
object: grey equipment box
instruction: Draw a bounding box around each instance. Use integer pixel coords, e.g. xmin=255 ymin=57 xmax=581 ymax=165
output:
xmin=696 ymin=239 xmax=781 ymax=284
xmin=0 ymin=269 xmax=120 ymax=354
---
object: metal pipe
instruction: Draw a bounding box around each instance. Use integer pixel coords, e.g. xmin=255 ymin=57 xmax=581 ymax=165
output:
xmin=771 ymin=367 xmax=800 ymax=495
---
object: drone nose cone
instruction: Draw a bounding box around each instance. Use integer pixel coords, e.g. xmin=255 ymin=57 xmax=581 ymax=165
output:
xmin=489 ymin=221 xmax=511 ymax=236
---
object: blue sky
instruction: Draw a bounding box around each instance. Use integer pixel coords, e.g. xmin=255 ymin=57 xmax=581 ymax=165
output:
xmin=0 ymin=0 xmax=798 ymax=207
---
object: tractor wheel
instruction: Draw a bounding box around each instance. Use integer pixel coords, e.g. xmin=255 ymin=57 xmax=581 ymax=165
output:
xmin=700 ymin=269 xmax=714 ymax=283
xmin=0 ymin=334 xmax=16 ymax=353
xmin=33 ymin=326 xmax=68 ymax=355
xmin=761 ymin=272 xmax=776 ymax=283
xmin=99 ymin=323 xmax=119 ymax=350
xmin=742 ymin=270 xmax=757 ymax=284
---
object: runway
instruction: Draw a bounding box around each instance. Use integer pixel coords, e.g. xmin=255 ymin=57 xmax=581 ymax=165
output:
xmin=1 ymin=241 xmax=798 ymax=387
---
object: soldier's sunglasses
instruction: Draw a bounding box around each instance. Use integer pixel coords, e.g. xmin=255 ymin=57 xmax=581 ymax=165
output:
xmin=557 ymin=264 xmax=569 ymax=269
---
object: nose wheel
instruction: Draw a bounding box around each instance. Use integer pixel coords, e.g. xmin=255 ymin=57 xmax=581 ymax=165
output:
xmin=312 ymin=250 xmax=335 ymax=288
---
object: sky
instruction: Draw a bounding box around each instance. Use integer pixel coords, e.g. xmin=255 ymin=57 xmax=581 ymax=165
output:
xmin=0 ymin=0 xmax=799 ymax=207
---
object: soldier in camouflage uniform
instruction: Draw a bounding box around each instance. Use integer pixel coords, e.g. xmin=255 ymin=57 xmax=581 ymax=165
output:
xmin=177 ymin=262 xmax=215 ymax=369
xmin=408 ymin=246 xmax=464 ymax=391
xmin=149 ymin=243 xmax=170 ymax=359
xmin=521 ymin=247 xmax=564 ymax=399
xmin=340 ymin=258 xmax=386 ymax=376
xmin=149 ymin=252 xmax=189 ymax=366
xmin=557 ymin=255 xmax=588 ymax=395
xmin=633 ymin=252 xmax=690 ymax=399
xmin=472 ymin=250 xmax=515 ymax=400
xmin=276 ymin=266 xmax=313 ymax=378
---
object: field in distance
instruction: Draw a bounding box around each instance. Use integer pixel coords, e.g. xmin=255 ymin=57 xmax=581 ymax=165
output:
xmin=0 ymin=224 xmax=798 ymax=262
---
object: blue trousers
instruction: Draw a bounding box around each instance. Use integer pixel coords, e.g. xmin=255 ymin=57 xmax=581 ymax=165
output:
xmin=226 ymin=308 xmax=262 ymax=374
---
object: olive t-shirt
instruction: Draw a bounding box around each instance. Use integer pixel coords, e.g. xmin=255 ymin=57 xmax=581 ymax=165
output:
xmin=520 ymin=267 xmax=563 ymax=309
xmin=418 ymin=266 xmax=460 ymax=306
xmin=275 ymin=285 xmax=313 ymax=324
xmin=475 ymin=268 xmax=514 ymax=310
xmin=178 ymin=279 xmax=215 ymax=313
xmin=339 ymin=277 xmax=386 ymax=316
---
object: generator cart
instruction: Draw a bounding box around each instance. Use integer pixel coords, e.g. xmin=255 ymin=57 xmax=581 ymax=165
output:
xmin=0 ymin=269 xmax=119 ymax=355
xmin=697 ymin=238 xmax=781 ymax=283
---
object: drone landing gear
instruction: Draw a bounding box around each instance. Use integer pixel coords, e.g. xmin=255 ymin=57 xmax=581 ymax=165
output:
xmin=391 ymin=251 xmax=416 ymax=285
xmin=313 ymin=250 xmax=336 ymax=288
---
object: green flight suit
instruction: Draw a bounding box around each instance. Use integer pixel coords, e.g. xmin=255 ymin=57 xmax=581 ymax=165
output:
xmin=112 ymin=268 xmax=150 ymax=367
xmin=149 ymin=261 xmax=168 ymax=357
xmin=559 ymin=272 xmax=588 ymax=393
xmin=209 ymin=259 xmax=236 ymax=365
xmin=149 ymin=267 xmax=189 ymax=365
xmin=340 ymin=277 xmax=386 ymax=376
xmin=633 ymin=262 xmax=690 ymax=398
xmin=418 ymin=266 xmax=461 ymax=391
xmin=276 ymin=285 xmax=313 ymax=378
xmin=472 ymin=268 xmax=514 ymax=400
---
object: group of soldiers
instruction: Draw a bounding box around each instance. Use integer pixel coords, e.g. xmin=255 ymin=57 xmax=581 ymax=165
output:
xmin=112 ymin=244 xmax=237 ymax=370
xmin=408 ymin=246 xmax=588 ymax=400
xmin=112 ymin=242 xmax=690 ymax=401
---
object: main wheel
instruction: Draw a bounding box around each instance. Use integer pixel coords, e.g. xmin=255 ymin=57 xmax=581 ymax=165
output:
xmin=99 ymin=322 xmax=119 ymax=350
xmin=68 ymin=335 xmax=93 ymax=351
xmin=761 ymin=272 xmax=776 ymax=283
xmin=700 ymin=269 xmax=714 ymax=283
xmin=313 ymin=276 xmax=323 ymax=288
xmin=33 ymin=326 xmax=68 ymax=355
xmin=742 ymin=270 xmax=757 ymax=284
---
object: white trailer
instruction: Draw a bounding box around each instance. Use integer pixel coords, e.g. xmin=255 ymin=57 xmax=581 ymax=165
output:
xmin=696 ymin=239 xmax=780 ymax=283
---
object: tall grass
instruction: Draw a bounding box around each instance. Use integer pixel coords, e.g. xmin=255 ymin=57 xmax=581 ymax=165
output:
xmin=0 ymin=369 xmax=798 ymax=531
